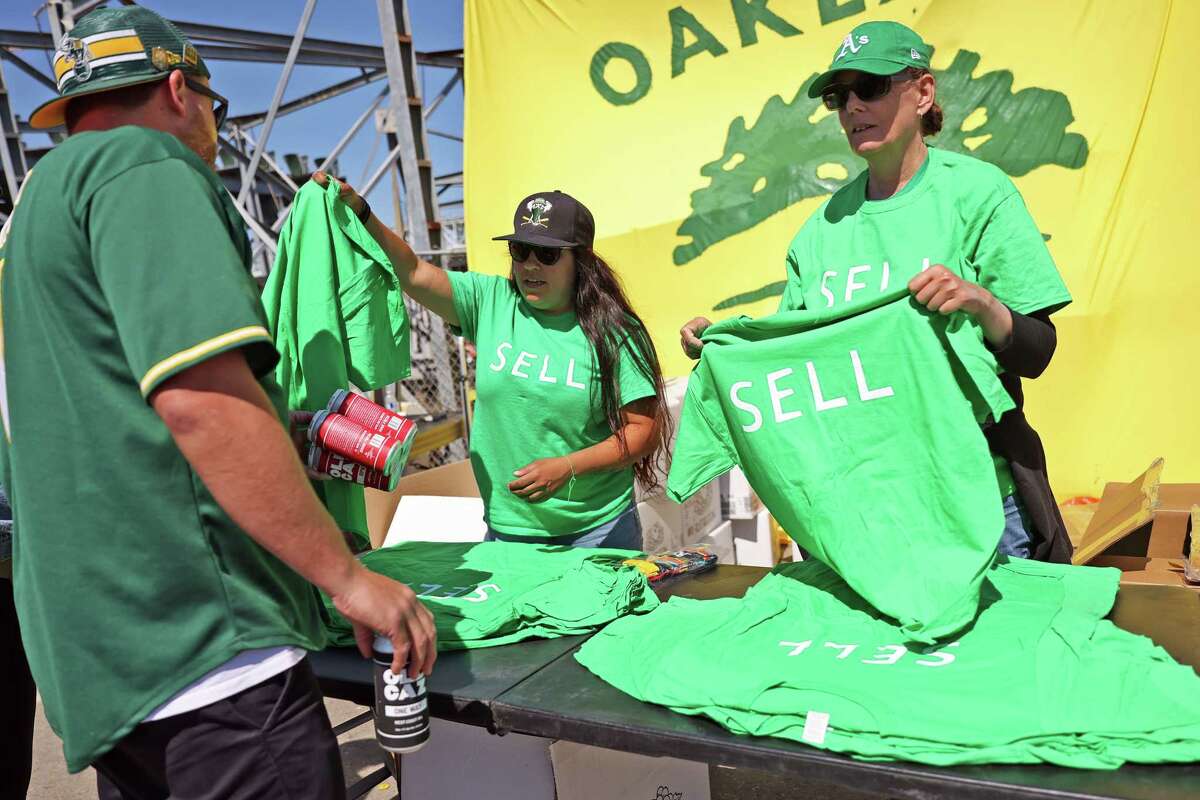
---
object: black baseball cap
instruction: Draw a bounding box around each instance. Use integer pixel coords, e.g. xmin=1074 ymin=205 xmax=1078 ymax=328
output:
xmin=492 ymin=190 xmax=595 ymax=249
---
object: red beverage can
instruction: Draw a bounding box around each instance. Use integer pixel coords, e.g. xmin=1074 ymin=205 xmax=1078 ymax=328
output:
xmin=308 ymin=410 xmax=402 ymax=474
xmin=307 ymin=446 xmax=399 ymax=491
xmin=328 ymin=389 xmax=416 ymax=448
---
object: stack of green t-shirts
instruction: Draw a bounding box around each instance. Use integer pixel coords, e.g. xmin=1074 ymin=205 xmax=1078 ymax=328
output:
xmin=576 ymin=558 xmax=1200 ymax=769
xmin=668 ymin=288 xmax=1014 ymax=643
xmin=322 ymin=541 xmax=659 ymax=650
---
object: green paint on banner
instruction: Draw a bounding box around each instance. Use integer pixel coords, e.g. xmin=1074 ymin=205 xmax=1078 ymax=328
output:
xmin=677 ymin=49 xmax=1089 ymax=277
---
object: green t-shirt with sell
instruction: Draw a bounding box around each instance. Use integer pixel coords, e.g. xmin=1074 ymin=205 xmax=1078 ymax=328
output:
xmin=0 ymin=126 xmax=325 ymax=772
xmin=778 ymin=147 xmax=1070 ymax=318
xmin=263 ymin=179 xmax=411 ymax=543
xmin=321 ymin=540 xmax=659 ymax=649
xmin=668 ymin=290 xmax=1013 ymax=643
xmin=448 ymin=271 xmax=655 ymax=536
xmin=778 ymin=148 xmax=1069 ymax=498
xmin=577 ymin=558 xmax=1200 ymax=769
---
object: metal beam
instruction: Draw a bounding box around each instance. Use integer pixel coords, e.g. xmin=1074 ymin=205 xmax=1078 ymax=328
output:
xmin=194 ymin=44 xmax=384 ymax=70
xmin=428 ymin=128 xmax=461 ymax=142
xmin=423 ymin=69 xmax=460 ymax=119
xmin=236 ymin=0 xmax=317 ymax=208
xmin=0 ymin=47 xmax=57 ymax=92
xmin=318 ymin=88 xmax=388 ymax=174
xmin=0 ymin=28 xmax=462 ymax=68
xmin=231 ymin=127 xmax=300 ymax=194
xmin=361 ymin=140 xmax=405 ymax=198
xmin=217 ymin=134 xmax=296 ymax=197
xmin=227 ymin=68 xmax=386 ymax=128
xmin=176 ymin=21 xmax=384 ymax=61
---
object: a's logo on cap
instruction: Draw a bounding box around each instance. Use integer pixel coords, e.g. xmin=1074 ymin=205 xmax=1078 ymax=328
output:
xmin=835 ymin=33 xmax=870 ymax=62
xmin=58 ymin=36 xmax=91 ymax=83
xmin=911 ymin=48 xmax=922 ymax=60
xmin=521 ymin=197 xmax=552 ymax=228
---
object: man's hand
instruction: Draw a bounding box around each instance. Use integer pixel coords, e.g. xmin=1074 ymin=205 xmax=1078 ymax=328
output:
xmin=907 ymin=265 xmax=1013 ymax=346
xmin=331 ymin=566 xmax=438 ymax=677
xmin=680 ymin=317 xmax=713 ymax=359
xmin=508 ymin=457 xmax=574 ymax=503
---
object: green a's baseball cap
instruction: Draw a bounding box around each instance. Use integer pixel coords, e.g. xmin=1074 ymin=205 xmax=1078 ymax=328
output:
xmin=807 ymin=21 xmax=932 ymax=98
xmin=29 ymin=5 xmax=210 ymax=130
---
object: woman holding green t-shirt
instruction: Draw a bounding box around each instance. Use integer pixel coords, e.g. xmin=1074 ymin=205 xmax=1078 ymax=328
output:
xmin=315 ymin=174 xmax=668 ymax=549
xmin=680 ymin=21 xmax=1073 ymax=563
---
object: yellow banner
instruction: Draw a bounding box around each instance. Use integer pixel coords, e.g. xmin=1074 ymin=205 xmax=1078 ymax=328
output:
xmin=465 ymin=0 xmax=1200 ymax=496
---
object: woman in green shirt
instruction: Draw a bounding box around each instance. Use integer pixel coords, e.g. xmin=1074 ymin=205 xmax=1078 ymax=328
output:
xmin=679 ymin=21 xmax=1073 ymax=562
xmin=316 ymin=175 xmax=668 ymax=549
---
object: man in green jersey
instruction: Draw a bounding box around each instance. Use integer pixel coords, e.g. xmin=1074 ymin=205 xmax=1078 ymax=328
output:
xmin=0 ymin=7 xmax=434 ymax=796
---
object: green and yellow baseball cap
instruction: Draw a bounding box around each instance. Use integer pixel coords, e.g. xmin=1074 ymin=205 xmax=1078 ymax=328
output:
xmin=807 ymin=21 xmax=932 ymax=98
xmin=29 ymin=5 xmax=209 ymax=129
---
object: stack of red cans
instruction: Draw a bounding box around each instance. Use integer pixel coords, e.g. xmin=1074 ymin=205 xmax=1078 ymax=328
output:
xmin=306 ymin=390 xmax=418 ymax=491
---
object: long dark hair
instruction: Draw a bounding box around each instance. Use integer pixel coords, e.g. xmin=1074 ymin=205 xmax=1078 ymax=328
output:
xmin=510 ymin=248 xmax=670 ymax=492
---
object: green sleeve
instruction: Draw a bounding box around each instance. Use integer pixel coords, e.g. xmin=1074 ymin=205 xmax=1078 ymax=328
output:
xmin=88 ymin=159 xmax=277 ymax=398
xmin=446 ymin=269 xmax=494 ymax=343
xmin=973 ymin=191 xmax=1072 ymax=316
xmin=616 ymin=330 xmax=658 ymax=407
xmin=777 ymin=236 xmax=807 ymax=313
xmin=665 ymin=368 xmax=736 ymax=502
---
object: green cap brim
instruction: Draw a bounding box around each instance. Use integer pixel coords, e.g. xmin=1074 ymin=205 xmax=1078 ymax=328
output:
xmin=29 ymin=72 xmax=168 ymax=130
xmin=807 ymin=57 xmax=912 ymax=98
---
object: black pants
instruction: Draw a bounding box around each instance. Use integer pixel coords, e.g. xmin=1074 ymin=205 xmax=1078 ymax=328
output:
xmin=0 ymin=577 xmax=36 ymax=800
xmin=95 ymin=659 xmax=345 ymax=800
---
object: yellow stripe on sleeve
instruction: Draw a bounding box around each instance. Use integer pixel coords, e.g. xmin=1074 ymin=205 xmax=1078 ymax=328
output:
xmin=138 ymin=326 xmax=272 ymax=397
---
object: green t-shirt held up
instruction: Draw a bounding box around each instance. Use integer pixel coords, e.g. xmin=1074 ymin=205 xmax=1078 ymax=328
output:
xmin=668 ymin=290 xmax=1013 ymax=643
xmin=778 ymin=148 xmax=1070 ymax=499
xmin=448 ymin=271 xmax=655 ymax=536
xmin=262 ymin=179 xmax=412 ymax=543
xmin=0 ymin=126 xmax=325 ymax=772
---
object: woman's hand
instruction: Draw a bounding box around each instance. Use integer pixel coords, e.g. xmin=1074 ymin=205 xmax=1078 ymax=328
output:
xmin=508 ymin=457 xmax=574 ymax=503
xmin=908 ymin=265 xmax=1013 ymax=346
xmin=679 ymin=317 xmax=713 ymax=359
xmin=312 ymin=170 xmax=367 ymax=218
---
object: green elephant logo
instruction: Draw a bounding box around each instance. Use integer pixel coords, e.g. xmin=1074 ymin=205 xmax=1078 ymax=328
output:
xmin=672 ymin=50 xmax=1089 ymax=310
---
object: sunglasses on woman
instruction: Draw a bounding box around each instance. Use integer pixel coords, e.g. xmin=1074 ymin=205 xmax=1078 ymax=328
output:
xmin=509 ymin=241 xmax=567 ymax=266
xmin=821 ymin=71 xmax=909 ymax=111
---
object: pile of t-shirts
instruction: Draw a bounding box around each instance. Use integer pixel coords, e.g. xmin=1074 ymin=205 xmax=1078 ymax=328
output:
xmin=322 ymin=541 xmax=659 ymax=650
xmin=668 ymin=289 xmax=1013 ymax=643
xmin=576 ymin=558 xmax=1200 ymax=769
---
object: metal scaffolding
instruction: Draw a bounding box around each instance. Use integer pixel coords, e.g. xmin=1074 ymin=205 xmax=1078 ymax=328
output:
xmin=0 ymin=0 xmax=469 ymax=466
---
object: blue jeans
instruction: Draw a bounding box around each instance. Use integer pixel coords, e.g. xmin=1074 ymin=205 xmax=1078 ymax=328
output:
xmin=484 ymin=504 xmax=643 ymax=550
xmin=997 ymin=492 xmax=1034 ymax=559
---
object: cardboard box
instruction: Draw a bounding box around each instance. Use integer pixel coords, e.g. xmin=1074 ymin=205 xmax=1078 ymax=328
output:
xmin=701 ymin=519 xmax=735 ymax=564
xmin=637 ymin=478 xmax=723 ymax=553
xmin=365 ymin=458 xmax=479 ymax=548
xmin=732 ymin=508 xmax=774 ymax=567
xmin=1073 ymin=460 xmax=1199 ymax=590
xmin=637 ymin=495 xmax=684 ymax=554
xmin=381 ymin=495 xmax=486 ymax=548
xmin=401 ymin=718 xmax=555 ymax=799
xmin=719 ymin=466 xmax=763 ymax=520
xmin=550 ymin=740 xmax=710 ymax=800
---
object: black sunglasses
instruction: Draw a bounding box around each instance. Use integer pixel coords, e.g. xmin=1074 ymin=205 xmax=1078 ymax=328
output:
xmin=509 ymin=241 xmax=567 ymax=266
xmin=184 ymin=76 xmax=229 ymax=128
xmin=821 ymin=71 xmax=910 ymax=111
